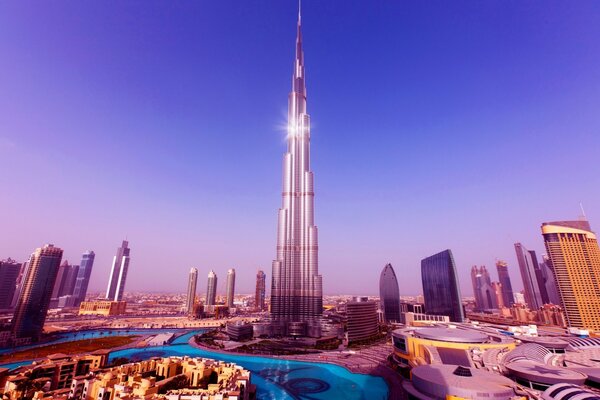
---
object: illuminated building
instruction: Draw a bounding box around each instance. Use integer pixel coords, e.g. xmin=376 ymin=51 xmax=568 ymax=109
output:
xmin=270 ymin=4 xmax=323 ymax=337
xmin=421 ymin=250 xmax=464 ymax=322
xmin=186 ymin=267 xmax=198 ymax=316
xmin=542 ymin=220 xmax=600 ymax=330
xmin=105 ymin=240 xmax=131 ymax=302
xmin=255 ymin=270 xmax=266 ymax=311
xmin=379 ymin=263 xmax=401 ymax=323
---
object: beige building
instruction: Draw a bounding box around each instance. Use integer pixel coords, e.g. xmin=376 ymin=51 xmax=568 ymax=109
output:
xmin=79 ymin=300 xmax=126 ymax=316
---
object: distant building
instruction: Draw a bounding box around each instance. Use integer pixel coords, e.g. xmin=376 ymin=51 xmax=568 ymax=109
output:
xmin=491 ymin=281 xmax=504 ymax=308
xmin=71 ymin=250 xmax=95 ymax=307
xmin=50 ymin=260 xmax=79 ymax=307
xmin=379 ymin=263 xmax=401 ymax=323
xmin=11 ymin=260 xmax=29 ymax=308
xmin=0 ymin=259 xmax=21 ymax=309
xmin=79 ymin=300 xmax=126 ymax=316
xmin=186 ymin=267 xmax=198 ymax=316
xmin=538 ymin=304 xmax=567 ymax=327
xmin=539 ymin=254 xmax=561 ymax=305
xmin=471 ymin=266 xmax=497 ymax=311
xmin=514 ymin=242 xmax=544 ymax=310
xmin=206 ymin=270 xmax=217 ymax=306
xmin=255 ymin=270 xmax=266 ymax=311
xmin=105 ymin=240 xmax=131 ymax=302
xmin=12 ymin=244 xmax=63 ymax=341
xmin=225 ymin=268 xmax=236 ymax=309
xmin=514 ymin=292 xmax=526 ymax=305
xmin=542 ymin=220 xmax=600 ymax=330
xmin=226 ymin=321 xmax=254 ymax=341
xmin=346 ymin=296 xmax=379 ymax=344
xmin=495 ymin=260 xmax=515 ymax=307
xmin=421 ymin=250 xmax=464 ymax=322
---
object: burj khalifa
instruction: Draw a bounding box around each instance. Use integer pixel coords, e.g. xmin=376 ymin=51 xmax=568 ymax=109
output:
xmin=270 ymin=4 xmax=323 ymax=338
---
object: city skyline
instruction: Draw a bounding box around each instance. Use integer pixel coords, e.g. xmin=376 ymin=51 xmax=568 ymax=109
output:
xmin=1 ymin=2 xmax=599 ymax=296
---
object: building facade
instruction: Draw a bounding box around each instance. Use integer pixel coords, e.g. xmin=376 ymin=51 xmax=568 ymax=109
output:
xmin=186 ymin=267 xmax=198 ymax=316
xmin=379 ymin=263 xmax=401 ymax=323
xmin=255 ymin=270 xmax=266 ymax=311
xmin=495 ymin=260 xmax=515 ymax=307
xmin=206 ymin=270 xmax=217 ymax=306
xmin=542 ymin=220 xmax=600 ymax=330
xmin=51 ymin=260 xmax=79 ymax=307
xmin=514 ymin=242 xmax=544 ymax=310
xmin=0 ymin=259 xmax=21 ymax=309
xmin=471 ymin=265 xmax=497 ymax=311
xmin=105 ymin=240 xmax=131 ymax=302
xmin=270 ymin=6 xmax=323 ymax=338
xmin=12 ymin=244 xmax=63 ymax=340
xmin=71 ymin=250 xmax=95 ymax=307
xmin=421 ymin=250 xmax=464 ymax=322
xmin=346 ymin=297 xmax=379 ymax=344
xmin=79 ymin=300 xmax=126 ymax=316
xmin=225 ymin=268 xmax=236 ymax=309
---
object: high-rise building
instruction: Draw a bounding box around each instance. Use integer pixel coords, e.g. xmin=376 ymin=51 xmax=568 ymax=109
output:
xmin=186 ymin=268 xmax=198 ymax=315
xmin=0 ymin=259 xmax=21 ymax=309
xmin=379 ymin=263 xmax=401 ymax=323
xmin=270 ymin=5 xmax=323 ymax=338
xmin=11 ymin=260 xmax=29 ymax=308
xmin=72 ymin=251 xmax=95 ymax=307
xmin=255 ymin=270 xmax=266 ymax=311
xmin=51 ymin=261 xmax=79 ymax=303
xmin=514 ymin=243 xmax=544 ymax=310
xmin=105 ymin=240 xmax=131 ymax=302
xmin=495 ymin=260 xmax=515 ymax=307
xmin=471 ymin=266 xmax=497 ymax=311
xmin=225 ymin=269 xmax=236 ymax=309
xmin=542 ymin=220 xmax=600 ymax=330
xmin=539 ymin=255 xmax=561 ymax=305
xmin=346 ymin=297 xmax=379 ymax=344
xmin=12 ymin=244 xmax=63 ymax=340
xmin=421 ymin=250 xmax=464 ymax=322
xmin=206 ymin=270 xmax=217 ymax=306
xmin=491 ymin=282 xmax=504 ymax=308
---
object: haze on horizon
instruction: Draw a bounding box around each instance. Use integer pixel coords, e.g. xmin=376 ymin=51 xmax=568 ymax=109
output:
xmin=1 ymin=2 xmax=599 ymax=298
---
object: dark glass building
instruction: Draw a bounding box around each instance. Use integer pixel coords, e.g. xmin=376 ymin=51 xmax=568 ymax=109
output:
xmin=72 ymin=250 xmax=95 ymax=307
xmin=421 ymin=250 xmax=464 ymax=322
xmin=255 ymin=270 xmax=266 ymax=311
xmin=495 ymin=260 xmax=515 ymax=307
xmin=0 ymin=259 xmax=21 ymax=309
xmin=12 ymin=244 xmax=63 ymax=340
xmin=379 ymin=263 xmax=401 ymax=323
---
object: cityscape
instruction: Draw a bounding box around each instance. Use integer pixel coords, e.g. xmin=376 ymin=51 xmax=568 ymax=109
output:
xmin=1 ymin=2 xmax=600 ymax=400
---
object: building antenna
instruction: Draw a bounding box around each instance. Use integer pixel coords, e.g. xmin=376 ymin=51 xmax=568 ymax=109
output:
xmin=580 ymin=202 xmax=587 ymax=220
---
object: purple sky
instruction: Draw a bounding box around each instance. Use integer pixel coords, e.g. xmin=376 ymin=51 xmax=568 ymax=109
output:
xmin=1 ymin=1 xmax=599 ymax=297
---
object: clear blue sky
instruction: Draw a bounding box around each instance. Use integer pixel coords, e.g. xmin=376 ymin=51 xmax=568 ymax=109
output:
xmin=1 ymin=1 xmax=599 ymax=297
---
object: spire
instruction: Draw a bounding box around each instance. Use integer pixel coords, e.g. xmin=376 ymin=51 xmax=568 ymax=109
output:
xmin=293 ymin=0 xmax=306 ymax=96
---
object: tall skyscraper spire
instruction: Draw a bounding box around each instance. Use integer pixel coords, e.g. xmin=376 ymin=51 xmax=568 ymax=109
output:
xmin=270 ymin=5 xmax=322 ymax=337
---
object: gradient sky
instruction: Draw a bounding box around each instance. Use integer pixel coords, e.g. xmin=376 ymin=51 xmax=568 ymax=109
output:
xmin=1 ymin=1 xmax=599 ymax=297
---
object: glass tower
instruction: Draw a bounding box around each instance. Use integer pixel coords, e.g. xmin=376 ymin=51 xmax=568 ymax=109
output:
xmin=72 ymin=250 xmax=95 ymax=307
xmin=186 ymin=267 xmax=198 ymax=315
xmin=225 ymin=268 xmax=236 ymax=308
xmin=255 ymin=270 xmax=266 ymax=311
xmin=105 ymin=240 xmax=131 ymax=302
xmin=495 ymin=260 xmax=515 ymax=307
xmin=0 ymin=259 xmax=21 ymax=309
xmin=421 ymin=250 xmax=464 ymax=322
xmin=379 ymin=263 xmax=401 ymax=323
xmin=514 ymin=242 xmax=544 ymax=310
xmin=206 ymin=270 xmax=217 ymax=306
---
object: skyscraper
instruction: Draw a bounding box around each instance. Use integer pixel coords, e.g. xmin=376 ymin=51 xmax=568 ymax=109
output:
xmin=206 ymin=270 xmax=217 ymax=306
xmin=226 ymin=268 xmax=236 ymax=309
xmin=514 ymin=243 xmax=544 ymax=310
xmin=471 ymin=266 xmax=497 ymax=311
xmin=72 ymin=250 xmax=95 ymax=307
xmin=0 ymin=259 xmax=21 ymax=309
xmin=542 ymin=220 xmax=600 ymax=330
xmin=495 ymin=260 xmax=515 ymax=307
xmin=379 ymin=263 xmax=401 ymax=323
xmin=421 ymin=250 xmax=464 ymax=322
xmin=12 ymin=244 xmax=63 ymax=340
xmin=270 ymin=5 xmax=323 ymax=337
xmin=539 ymin=255 xmax=561 ymax=305
xmin=105 ymin=240 xmax=131 ymax=302
xmin=186 ymin=268 xmax=198 ymax=315
xmin=491 ymin=282 xmax=504 ymax=308
xmin=255 ymin=270 xmax=266 ymax=311
xmin=51 ymin=260 xmax=79 ymax=301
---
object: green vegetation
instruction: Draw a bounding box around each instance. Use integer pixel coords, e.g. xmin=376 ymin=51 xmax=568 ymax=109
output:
xmin=0 ymin=335 xmax=139 ymax=363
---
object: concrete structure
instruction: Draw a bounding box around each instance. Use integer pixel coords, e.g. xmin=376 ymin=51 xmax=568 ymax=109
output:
xmin=254 ymin=270 xmax=266 ymax=311
xmin=226 ymin=321 xmax=254 ymax=341
xmin=225 ymin=268 xmax=236 ymax=309
xmin=345 ymin=297 xmax=378 ymax=344
xmin=12 ymin=244 xmax=63 ymax=341
xmin=186 ymin=267 xmax=198 ymax=316
xmin=514 ymin=242 xmax=545 ymax=310
xmin=379 ymin=263 xmax=401 ymax=323
xmin=72 ymin=250 xmax=95 ymax=307
xmin=470 ymin=265 xmax=497 ymax=311
xmin=421 ymin=250 xmax=464 ymax=322
xmin=270 ymin=4 xmax=323 ymax=338
xmin=0 ymin=259 xmax=21 ymax=309
xmin=79 ymin=300 xmax=126 ymax=316
xmin=205 ymin=270 xmax=217 ymax=306
xmin=105 ymin=240 xmax=131 ymax=302
xmin=542 ymin=220 xmax=600 ymax=330
xmin=495 ymin=260 xmax=515 ymax=307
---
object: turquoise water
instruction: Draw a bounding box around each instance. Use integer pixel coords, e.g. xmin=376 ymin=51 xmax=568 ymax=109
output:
xmin=1 ymin=329 xmax=389 ymax=399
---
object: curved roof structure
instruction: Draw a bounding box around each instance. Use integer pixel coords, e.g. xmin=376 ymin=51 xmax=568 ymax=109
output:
xmin=414 ymin=327 xmax=489 ymax=344
xmin=542 ymin=383 xmax=600 ymax=400
xmin=504 ymin=361 xmax=587 ymax=386
xmin=502 ymin=343 xmax=553 ymax=365
xmin=566 ymin=337 xmax=600 ymax=350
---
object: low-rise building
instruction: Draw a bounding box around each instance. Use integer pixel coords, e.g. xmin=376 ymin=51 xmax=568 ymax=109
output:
xmin=79 ymin=300 xmax=126 ymax=316
xmin=346 ymin=297 xmax=379 ymax=344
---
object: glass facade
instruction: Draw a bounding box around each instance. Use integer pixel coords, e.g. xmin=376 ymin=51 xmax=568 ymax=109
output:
xmin=421 ymin=250 xmax=464 ymax=322
xmin=72 ymin=250 xmax=95 ymax=307
xmin=496 ymin=260 xmax=515 ymax=307
xmin=379 ymin=263 xmax=401 ymax=323
xmin=514 ymin=243 xmax=544 ymax=310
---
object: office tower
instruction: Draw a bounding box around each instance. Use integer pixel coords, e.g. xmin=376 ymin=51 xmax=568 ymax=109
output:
xmin=514 ymin=292 xmax=526 ymax=305
xmin=11 ymin=261 xmax=29 ymax=308
xmin=12 ymin=244 xmax=63 ymax=340
xmin=542 ymin=220 xmax=600 ymax=330
xmin=539 ymin=255 xmax=561 ymax=305
xmin=491 ymin=282 xmax=504 ymax=308
xmin=270 ymin=5 xmax=323 ymax=338
xmin=225 ymin=269 xmax=236 ymax=308
xmin=379 ymin=263 xmax=401 ymax=323
xmin=471 ymin=266 xmax=497 ymax=311
xmin=514 ymin=243 xmax=544 ymax=310
xmin=346 ymin=297 xmax=379 ymax=344
xmin=495 ymin=260 xmax=515 ymax=307
xmin=186 ymin=268 xmax=198 ymax=315
xmin=72 ymin=251 xmax=95 ymax=307
xmin=52 ymin=261 xmax=79 ymax=299
xmin=421 ymin=250 xmax=464 ymax=322
xmin=0 ymin=259 xmax=21 ymax=309
xmin=255 ymin=270 xmax=266 ymax=311
xmin=206 ymin=270 xmax=217 ymax=306
xmin=105 ymin=240 xmax=131 ymax=302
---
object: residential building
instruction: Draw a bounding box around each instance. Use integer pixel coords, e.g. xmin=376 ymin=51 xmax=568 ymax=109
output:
xmin=225 ymin=268 xmax=236 ymax=309
xmin=206 ymin=270 xmax=217 ymax=306
xmin=186 ymin=268 xmax=198 ymax=316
